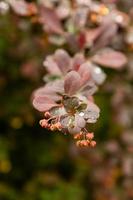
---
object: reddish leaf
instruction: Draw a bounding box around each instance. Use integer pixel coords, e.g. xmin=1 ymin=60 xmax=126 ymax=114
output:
xmin=78 ymin=32 xmax=86 ymax=49
xmin=33 ymin=81 xmax=64 ymax=101
xmin=92 ymin=20 xmax=118 ymax=51
xmin=33 ymin=87 xmax=61 ymax=102
xmin=43 ymin=56 xmax=62 ymax=75
xmin=78 ymin=62 xmax=91 ymax=86
xmin=45 ymin=80 xmax=64 ymax=94
xmin=82 ymin=82 xmax=98 ymax=97
xmin=39 ymin=6 xmax=64 ymax=34
xmin=54 ymin=49 xmax=71 ymax=74
xmin=64 ymin=71 xmax=81 ymax=95
xmin=65 ymin=33 xmax=79 ymax=51
xmin=92 ymin=48 xmax=127 ymax=69
xmin=33 ymin=96 xmax=58 ymax=112
xmin=85 ymin=28 xmax=102 ymax=46
xmin=72 ymin=53 xmax=85 ymax=71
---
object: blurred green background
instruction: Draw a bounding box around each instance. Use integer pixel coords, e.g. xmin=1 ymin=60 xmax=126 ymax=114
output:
xmin=0 ymin=1 xmax=133 ymax=200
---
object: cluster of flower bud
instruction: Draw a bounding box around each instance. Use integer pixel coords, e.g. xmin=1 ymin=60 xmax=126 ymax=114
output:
xmin=39 ymin=112 xmax=62 ymax=131
xmin=74 ymin=132 xmax=96 ymax=147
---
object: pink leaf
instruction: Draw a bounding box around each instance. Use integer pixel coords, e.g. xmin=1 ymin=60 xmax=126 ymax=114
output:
xmin=39 ymin=6 xmax=64 ymax=34
xmin=44 ymin=80 xmax=64 ymax=95
xmin=64 ymin=71 xmax=81 ymax=95
xmin=92 ymin=20 xmax=118 ymax=51
xmin=54 ymin=49 xmax=71 ymax=74
xmin=92 ymin=48 xmax=127 ymax=69
xmin=33 ymin=96 xmax=58 ymax=112
xmin=75 ymin=114 xmax=86 ymax=128
xmin=82 ymin=82 xmax=98 ymax=97
xmin=33 ymin=87 xmax=61 ymax=102
xmin=87 ymin=101 xmax=100 ymax=114
xmin=85 ymin=28 xmax=102 ymax=46
xmin=72 ymin=53 xmax=85 ymax=71
xmin=43 ymin=56 xmax=62 ymax=75
xmin=78 ymin=62 xmax=91 ymax=86
xmin=33 ymin=81 xmax=64 ymax=101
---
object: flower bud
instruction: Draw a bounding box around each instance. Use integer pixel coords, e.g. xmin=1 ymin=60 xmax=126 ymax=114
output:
xmin=50 ymin=124 xmax=56 ymax=131
xmin=54 ymin=122 xmax=62 ymax=130
xmin=39 ymin=119 xmax=48 ymax=128
xmin=74 ymin=133 xmax=83 ymax=140
xmin=44 ymin=112 xmax=51 ymax=119
xmin=90 ymin=140 xmax=96 ymax=147
xmin=81 ymin=140 xmax=89 ymax=147
xmin=86 ymin=132 xmax=94 ymax=140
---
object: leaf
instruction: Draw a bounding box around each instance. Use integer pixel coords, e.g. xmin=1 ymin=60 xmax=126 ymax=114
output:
xmin=54 ymin=49 xmax=71 ymax=74
xmin=43 ymin=56 xmax=62 ymax=75
xmin=64 ymin=71 xmax=81 ymax=95
xmin=9 ymin=0 xmax=37 ymax=16
xmin=33 ymin=96 xmax=58 ymax=112
xmin=87 ymin=101 xmax=100 ymax=113
xmin=33 ymin=81 xmax=64 ymax=101
xmin=75 ymin=114 xmax=86 ymax=128
xmin=65 ymin=33 xmax=79 ymax=51
xmin=39 ymin=6 xmax=64 ymax=34
xmin=81 ymin=81 xmax=98 ymax=97
xmin=91 ymin=65 xmax=106 ymax=85
xmin=68 ymin=114 xmax=86 ymax=134
xmin=60 ymin=116 xmax=72 ymax=129
xmin=72 ymin=53 xmax=85 ymax=71
xmin=85 ymin=27 xmax=102 ymax=46
xmin=78 ymin=62 xmax=91 ymax=86
xmin=84 ymin=101 xmax=100 ymax=123
xmin=92 ymin=20 xmax=118 ymax=51
xmin=73 ymin=7 xmax=88 ymax=28
xmin=92 ymin=48 xmax=127 ymax=69
xmin=60 ymin=115 xmax=83 ymax=134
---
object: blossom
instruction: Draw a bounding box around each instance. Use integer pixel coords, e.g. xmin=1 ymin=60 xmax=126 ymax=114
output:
xmin=32 ymin=50 xmax=102 ymax=147
xmin=33 ymin=92 xmax=100 ymax=147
